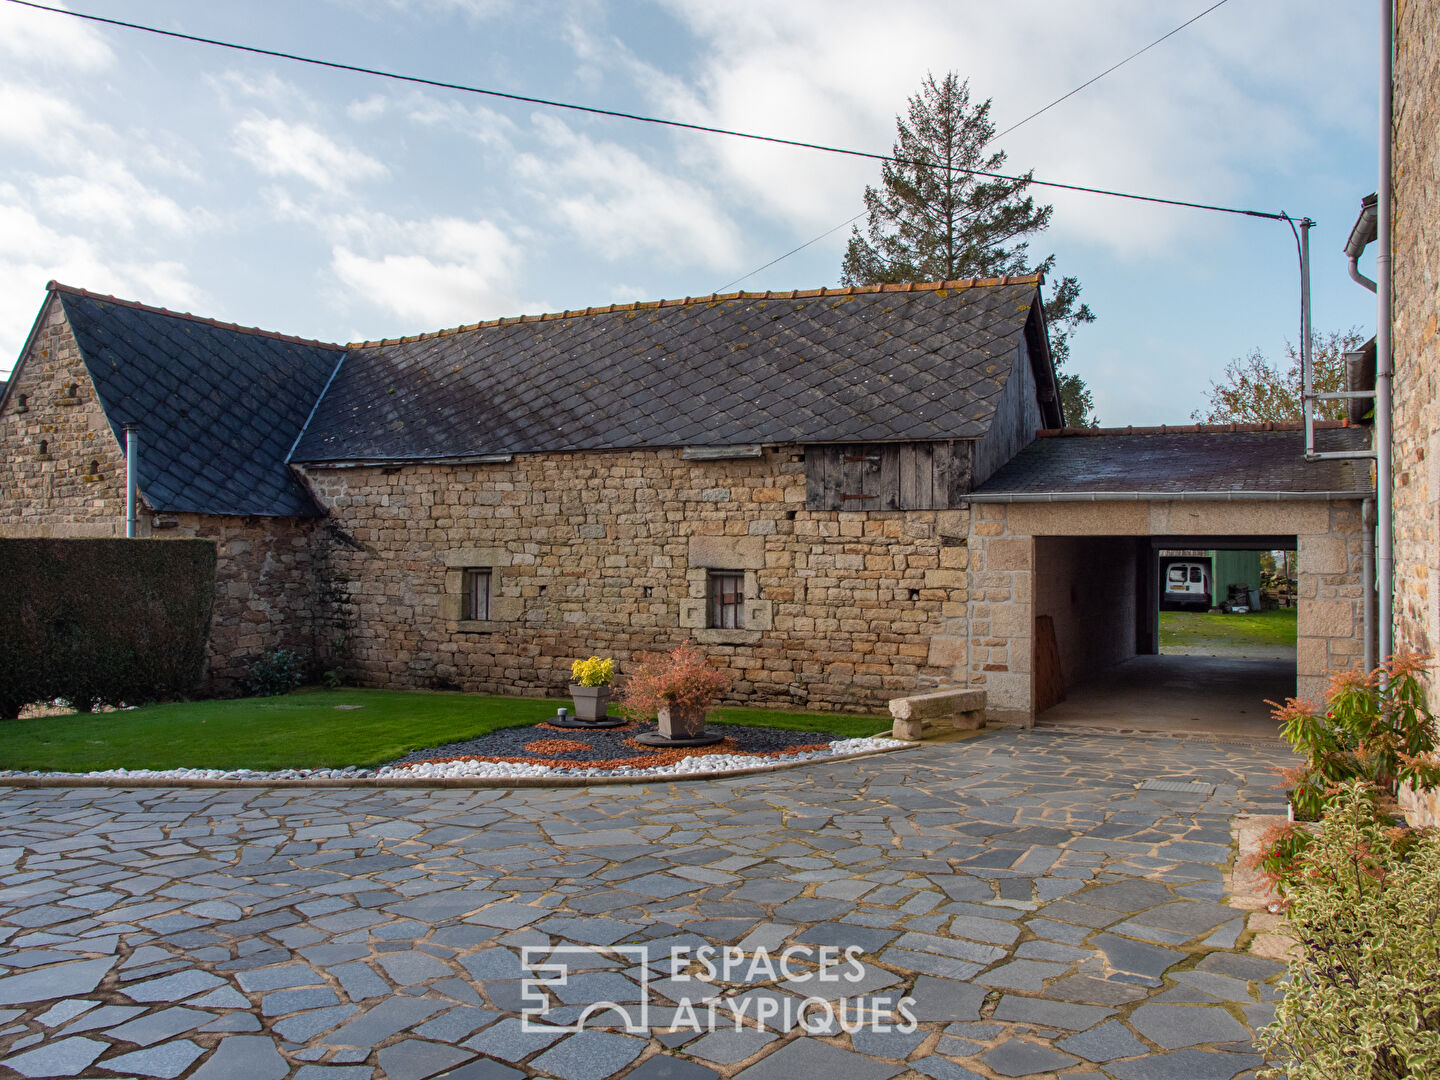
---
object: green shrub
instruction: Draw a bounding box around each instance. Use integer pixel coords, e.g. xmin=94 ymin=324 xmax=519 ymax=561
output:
xmin=243 ymin=648 xmax=307 ymax=697
xmin=1259 ymin=782 xmax=1440 ymax=1079
xmin=0 ymin=539 xmax=216 ymax=718
xmin=1252 ymin=653 xmax=1440 ymax=893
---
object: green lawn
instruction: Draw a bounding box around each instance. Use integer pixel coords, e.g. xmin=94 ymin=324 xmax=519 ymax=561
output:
xmin=1159 ymin=607 xmax=1298 ymax=650
xmin=0 ymin=689 xmax=888 ymax=772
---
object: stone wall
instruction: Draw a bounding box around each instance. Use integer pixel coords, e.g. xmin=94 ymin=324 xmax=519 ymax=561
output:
xmin=0 ymin=298 xmax=129 ymax=537
xmin=299 ymin=448 xmax=967 ymax=711
xmin=0 ymin=302 xmax=318 ymax=692
xmin=967 ymin=498 xmax=1366 ymax=720
xmin=160 ymin=513 xmax=320 ymax=692
xmin=1393 ymin=0 xmax=1440 ymax=681
xmin=1033 ymin=535 xmax=1141 ymax=691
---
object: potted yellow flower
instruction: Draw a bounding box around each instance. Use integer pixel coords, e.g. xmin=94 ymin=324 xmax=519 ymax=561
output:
xmin=569 ymin=656 xmax=616 ymax=722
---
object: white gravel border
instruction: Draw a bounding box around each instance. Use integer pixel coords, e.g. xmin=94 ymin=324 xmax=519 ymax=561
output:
xmin=0 ymin=735 xmax=908 ymax=785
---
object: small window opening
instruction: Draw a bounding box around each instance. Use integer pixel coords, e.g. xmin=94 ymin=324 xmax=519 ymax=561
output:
xmin=785 ymin=510 xmax=797 ymax=520
xmin=463 ymin=568 xmax=492 ymax=621
xmin=643 ymin=586 xmax=654 ymax=598
xmin=66 ymin=383 xmax=77 ymax=398
xmin=708 ymin=571 xmax=745 ymax=629
xmin=88 ymin=459 xmax=99 ymax=474
xmin=37 ymin=439 xmax=47 ymax=456
xmin=16 ymin=393 xmax=27 ymax=408
xmin=908 ymin=588 xmax=921 ymax=601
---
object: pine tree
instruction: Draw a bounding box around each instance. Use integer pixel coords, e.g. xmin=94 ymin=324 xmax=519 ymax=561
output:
xmin=843 ymin=72 xmax=1097 ymax=426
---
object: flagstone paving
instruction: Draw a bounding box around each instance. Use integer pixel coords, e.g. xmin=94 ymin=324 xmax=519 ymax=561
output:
xmin=0 ymin=728 xmax=1291 ymax=1079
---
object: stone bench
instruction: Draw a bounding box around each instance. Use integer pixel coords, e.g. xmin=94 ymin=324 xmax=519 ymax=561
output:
xmin=889 ymin=688 xmax=986 ymax=741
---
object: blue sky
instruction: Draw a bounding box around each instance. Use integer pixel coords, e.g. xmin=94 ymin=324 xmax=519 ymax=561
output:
xmin=0 ymin=0 xmax=1379 ymax=424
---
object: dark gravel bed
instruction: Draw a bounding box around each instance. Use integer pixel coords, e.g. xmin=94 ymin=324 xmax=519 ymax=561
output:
xmin=388 ymin=721 xmax=833 ymax=767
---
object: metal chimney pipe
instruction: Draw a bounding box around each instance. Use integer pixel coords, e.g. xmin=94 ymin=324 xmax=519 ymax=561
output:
xmin=124 ymin=423 xmax=139 ymax=539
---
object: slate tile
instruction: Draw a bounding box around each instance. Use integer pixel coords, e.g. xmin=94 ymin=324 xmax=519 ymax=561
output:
xmin=991 ymin=994 xmax=1115 ymax=1030
xmin=0 ymin=956 xmax=117 ymax=1004
xmin=1 ymin=1036 xmax=108 ymax=1078
xmin=188 ymin=1035 xmax=289 ymax=1080
xmin=376 ymin=1040 xmax=476 ymax=1080
xmin=101 ymin=1038 xmax=207 ymax=1078
xmin=1058 ymin=1020 xmax=1151 ymax=1062
xmin=1105 ymin=1048 xmax=1265 ymax=1079
xmin=731 ymin=1038 xmax=902 ymax=1080
xmin=978 ymin=1037 xmax=1079 ymax=1077
xmin=1129 ymin=1003 xmax=1253 ymax=1050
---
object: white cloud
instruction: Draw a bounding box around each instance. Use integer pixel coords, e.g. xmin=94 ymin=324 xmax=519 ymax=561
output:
xmin=0 ymin=1 xmax=113 ymax=71
xmin=0 ymin=83 xmax=91 ymax=158
xmin=234 ymin=117 xmax=388 ymax=192
xmin=346 ymin=90 xmax=515 ymax=150
xmin=35 ymin=158 xmax=202 ymax=234
xmin=638 ymin=0 xmax=1372 ymax=259
xmin=516 ymin=115 xmax=742 ymax=269
xmin=330 ymin=213 xmax=537 ymax=328
xmin=0 ymin=196 xmax=203 ymax=373
xmin=327 ymin=0 xmax=511 ymax=21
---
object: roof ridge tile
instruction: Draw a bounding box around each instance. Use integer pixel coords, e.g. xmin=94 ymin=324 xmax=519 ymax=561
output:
xmin=47 ymin=281 xmax=345 ymax=350
xmin=341 ymin=273 xmax=1043 ymax=349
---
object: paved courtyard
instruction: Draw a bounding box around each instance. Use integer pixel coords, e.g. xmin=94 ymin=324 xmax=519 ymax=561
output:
xmin=0 ymin=729 xmax=1292 ymax=1080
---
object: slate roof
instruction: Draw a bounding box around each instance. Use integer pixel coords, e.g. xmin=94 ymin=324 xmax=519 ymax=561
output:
xmin=56 ymin=287 xmax=343 ymax=517
xmin=291 ymin=277 xmax=1046 ymax=462
xmin=971 ymin=424 xmax=1375 ymax=500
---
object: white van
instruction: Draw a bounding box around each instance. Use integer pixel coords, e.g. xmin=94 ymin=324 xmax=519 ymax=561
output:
xmin=1164 ymin=561 xmax=1210 ymax=608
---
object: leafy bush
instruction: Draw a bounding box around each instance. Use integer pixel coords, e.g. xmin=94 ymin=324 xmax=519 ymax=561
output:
xmin=1251 ymin=653 xmax=1440 ymax=893
xmin=570 ymin=656 xmax=615 ymax=687
xmin=0 ymin=539 xmax=215 ymax=718
xmin=243 ymin=649 xmax=306 ymax=697
xmin=1259 ymin=781 xmax=1440 ymax=1079
xmin=618 ymin=642 xmax=729 ymax=719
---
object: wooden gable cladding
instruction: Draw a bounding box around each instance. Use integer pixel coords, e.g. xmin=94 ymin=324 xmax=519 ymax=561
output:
xmin=804 ymin=442 xmax=971 ymax=511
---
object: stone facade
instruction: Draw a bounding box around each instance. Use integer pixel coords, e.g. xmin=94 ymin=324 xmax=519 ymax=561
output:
xmin=298 ymin=451 xmax=966 ymax=711
xmin=0 ymin=300 xmax=129 ymax=537
xmin=0 ymin=305 xmax=318 ymax=692
xmin=1392 ymin=0 xmax=1440 ymax=682
xmin=967 ymin=498 xmax=1367 ymax=720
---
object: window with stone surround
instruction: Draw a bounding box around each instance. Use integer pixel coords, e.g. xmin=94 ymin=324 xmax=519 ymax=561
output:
xmin=708 ymin=571 xmax=744 ymax=629
xmin=463 ymin=568 xmax=492 ymax=621
xmin=681 ymin=536 xmax=772 ymax=643
xmin=442 ymin=548 xmax=521 ymax=630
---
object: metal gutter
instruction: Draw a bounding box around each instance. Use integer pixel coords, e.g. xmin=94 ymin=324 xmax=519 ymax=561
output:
xmin=1376 ymin=0 xmax=1395 ymax=663
xmin=1346 ymin=194 xmax=1379 ymax=292
xmin=966 ymin=490 xmax=1374 ymax=504
xmin=302 ymin=453 xmax=516 ymax=469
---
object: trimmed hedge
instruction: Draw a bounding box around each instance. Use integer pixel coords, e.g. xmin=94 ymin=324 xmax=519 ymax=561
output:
xmin=0 ymin=539 xmax=216 ymax=718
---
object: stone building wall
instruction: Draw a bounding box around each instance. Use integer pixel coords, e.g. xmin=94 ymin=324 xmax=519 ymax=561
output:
xmin=967 ymin=498 xmax=1367 ymax=721
xmin=1392 ymin=0 xmax=1440 ymax=680
xmin=0 ymin=303 xmax=318 ymax=692
xmin=299 ymin=448 xmax=968 ymax=711
xmin=0 ymin=298 xmax=129 ymax=537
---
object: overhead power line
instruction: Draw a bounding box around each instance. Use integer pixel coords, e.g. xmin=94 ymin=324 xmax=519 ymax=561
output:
xmin=8 ymin=0 xmax=1284 ymax=226
xmin=989 ymin=0 xmax=1230 ymax=144
xmin=720 ymin=0 xmax=1234 ymax=291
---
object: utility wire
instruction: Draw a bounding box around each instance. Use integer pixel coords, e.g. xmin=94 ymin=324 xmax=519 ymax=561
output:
xmin=7 ymin=0 xmax=1285 ymax=224
xmin=990 ymin=0 xmax=1230 ymax=143
xmin=719 ymin=0 xmax=1235 ymax=291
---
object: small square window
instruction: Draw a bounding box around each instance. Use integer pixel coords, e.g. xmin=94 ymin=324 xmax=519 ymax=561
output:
xmin=463 ymin=568 xmax=492 ymax=621
xmin=708 ymin=571 xmax=744 ymax=629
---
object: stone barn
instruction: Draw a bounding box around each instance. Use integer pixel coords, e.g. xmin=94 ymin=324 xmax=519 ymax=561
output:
xmin=0 ymin=275 xmax=1374 ymax=725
